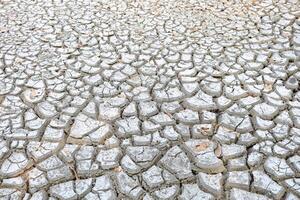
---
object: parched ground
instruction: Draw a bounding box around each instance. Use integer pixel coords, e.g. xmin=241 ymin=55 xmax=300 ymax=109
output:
xmin=0 ymin=0 xmax=299 ymax=199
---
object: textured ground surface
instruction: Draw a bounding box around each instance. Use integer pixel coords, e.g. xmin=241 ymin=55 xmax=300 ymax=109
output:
xmin=0 ymin=0 xmax=300 ymax=199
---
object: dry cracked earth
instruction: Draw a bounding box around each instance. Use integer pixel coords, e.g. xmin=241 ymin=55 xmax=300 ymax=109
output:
xmin=0 ymin=0 xmax=300 ymax=199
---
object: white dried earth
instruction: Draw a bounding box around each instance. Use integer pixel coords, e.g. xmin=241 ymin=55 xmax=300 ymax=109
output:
xmin=0 ymin=0 xmax=299 ymax=199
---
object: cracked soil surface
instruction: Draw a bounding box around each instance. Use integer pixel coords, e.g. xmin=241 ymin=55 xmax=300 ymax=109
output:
xmin=0 ymin=0 xmax=300 ymax=199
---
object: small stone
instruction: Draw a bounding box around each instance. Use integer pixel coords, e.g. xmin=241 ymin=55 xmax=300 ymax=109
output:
xmin=286 ymin=76 xmax=299 ymax=89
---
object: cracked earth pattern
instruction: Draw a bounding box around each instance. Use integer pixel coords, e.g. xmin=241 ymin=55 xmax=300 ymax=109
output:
xmin=0 ymin=0 xmax=300 ymax=199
